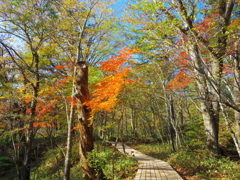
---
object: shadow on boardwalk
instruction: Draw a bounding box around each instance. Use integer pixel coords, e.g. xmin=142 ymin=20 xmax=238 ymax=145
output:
xmin=110 ymin=142 xmax=183 ymax=180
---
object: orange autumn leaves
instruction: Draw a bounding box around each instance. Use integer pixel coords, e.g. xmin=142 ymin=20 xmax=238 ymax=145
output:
xmin=84 ymin=48 xmax=135 ymax=115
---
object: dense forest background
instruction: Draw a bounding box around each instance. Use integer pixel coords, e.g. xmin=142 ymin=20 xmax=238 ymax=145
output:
xmin=0 ymin=0 xmax=239 ymax=179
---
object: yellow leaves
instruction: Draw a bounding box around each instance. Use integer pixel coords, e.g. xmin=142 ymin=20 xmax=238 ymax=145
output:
xmin=39 ymin=42 xmax=58 ymax=56
xmin=17 ymin=82 xmax=32 ymax=94
xmin=63 ymin=0 xmax=80 ymax=7
xmin=61 ymin=0 xmax=88 ymax=18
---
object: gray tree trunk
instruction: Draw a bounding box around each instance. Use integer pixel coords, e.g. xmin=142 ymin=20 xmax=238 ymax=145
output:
xmin=188 ymin=43 xmax=220 ymax=154
xmin=233 ymin=40 xmax=240 ymax=140
xmin=63 ymin=89 xmax=75 ymax=180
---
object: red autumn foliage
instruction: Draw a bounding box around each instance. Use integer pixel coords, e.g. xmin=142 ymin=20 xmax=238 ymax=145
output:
xmin=194 ymin=12 xmax=219 ymax=35
xmin=173 ymin=51 xmax=189 ymax=68
xmin=54 ymin=61 xmax=72 ymax=71
xmin=26 ymin=108 xmax=31 ymax=114
xmin=166 ymin=71 xmax=191 ymax=90
xmin=222 ymin=63 xmax=233 ymax=74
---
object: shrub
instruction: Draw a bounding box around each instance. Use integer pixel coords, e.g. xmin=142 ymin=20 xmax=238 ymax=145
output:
xmin=168 ymin=149 xmax=240 ymax=179
xmin=87 ymin=144 xmax=138 ymax=179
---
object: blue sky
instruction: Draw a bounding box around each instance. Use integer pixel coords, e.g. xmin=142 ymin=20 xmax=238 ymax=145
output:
xmin=111 ymin=0 xmax=128 ymax=15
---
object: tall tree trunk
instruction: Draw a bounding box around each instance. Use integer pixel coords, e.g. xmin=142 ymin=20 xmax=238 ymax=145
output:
xmin=209 ymin=0 xmax=235 ymax=151
xmin=74 ymin=61 xmax=96 ymax=180
xmin=211 ymin=58 xmax=221 ymax=144
xmin=167 ymin=113 xmax=176 ymax=152
xmin=23 ymin=52 xmax=40 ymax=180
xmin=169 ymin=95 xmax=182 ymax=148
xmin=23 ymin=89 xmax=38 ymax=180
xmin=64 ymin=88 xmax=75 ymax=180
xmin=130 ymin=107 xmax=138 ymax=139
xmin=165 ymin=96 xmax=175 ymax=152
xmin=175 ymin=0 xmax=235 ymax=155
xmin=188 ymin=43 xmax=220 ymax=154
xmin=233 ymin=40 xmax=240 ymax=141
xmin=158 ymin=66 xmax=176 ymax=151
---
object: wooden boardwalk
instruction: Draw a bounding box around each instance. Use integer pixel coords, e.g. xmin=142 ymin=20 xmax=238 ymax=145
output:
xmin=110 ymin=142 xmax=183 ymax=180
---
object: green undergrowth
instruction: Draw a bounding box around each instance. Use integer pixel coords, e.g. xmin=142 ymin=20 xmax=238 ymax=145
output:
xmin=127 ymin=120 xmax=240 ymax=179
xmin=130 ymin=142 xmax=240 ymax=179
xmin=168 ymin=149 xmax=240 ymax=179
xmin=0 ymin=130 xmax=137 ymax=179
xmin=129 ymin=143 xmax=171 ymax=161
xmin=30 ymin=138 xmax=138 ymax=180
xmin=88 ymin=142 xmax=138 ymax=180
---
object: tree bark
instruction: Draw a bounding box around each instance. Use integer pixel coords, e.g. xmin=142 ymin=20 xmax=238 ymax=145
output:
xmin=209 ymin=0 xmax=235 ymax=149
xmin=233 ymin=40 xmax=240 ymax=141
xmin=64 ymin=95 xmax=75 ymax=180
xmin=169 ymin=95 xmax=182 ymax=148
xmin=23 ymin=89 xmax=38 ymax=180
xmin=130 ymin=107 xmax=138 ymax=139
xmin=165 ymin=96 xmax=175 ymax=152
xmin=74 ymin=61 xmax=96 ymax=180
xmin=188 ymin=43 xmax=220 ymax=154
xmin=23 ymin=52 xmax=40 ymax=180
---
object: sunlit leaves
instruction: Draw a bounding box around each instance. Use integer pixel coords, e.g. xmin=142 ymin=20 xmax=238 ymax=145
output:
xmin=33 ymin=122 xmax=55 ymax=128
xmin=85 ymin=48 xmax=135 ymax=116
xmin=35 ymin=100 xmax=59 ymax=118
xmin=54 ymin=61 xmax=73 ymax=72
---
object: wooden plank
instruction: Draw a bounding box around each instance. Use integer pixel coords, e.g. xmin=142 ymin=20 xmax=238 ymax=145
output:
xmin=109 ymin=142 xmax=183 ymax=180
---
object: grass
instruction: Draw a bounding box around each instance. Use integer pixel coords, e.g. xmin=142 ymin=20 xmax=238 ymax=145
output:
xmin=88 ymin=142 xmax=138 ymax=180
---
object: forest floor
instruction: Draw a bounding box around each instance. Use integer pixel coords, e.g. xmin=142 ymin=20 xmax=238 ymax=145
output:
xmin=1 ymin=130 xmax=239 ymax=180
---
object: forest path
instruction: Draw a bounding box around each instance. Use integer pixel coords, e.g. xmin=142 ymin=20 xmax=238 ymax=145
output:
xmin=110 ymin=142 xmax=183 ymax=180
